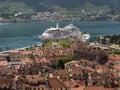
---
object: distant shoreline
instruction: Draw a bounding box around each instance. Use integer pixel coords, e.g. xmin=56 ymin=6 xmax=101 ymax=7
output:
xmin=1 ymin=20 xmax=120 ymax=24
xmin=0 ymin=23 xmax=9 ymax=25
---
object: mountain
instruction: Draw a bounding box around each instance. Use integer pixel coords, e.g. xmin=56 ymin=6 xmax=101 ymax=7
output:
xmin=0 ymin=0 xmax=120 ymax=22
xmin=0 ymin=0 xmax=120 ymax=11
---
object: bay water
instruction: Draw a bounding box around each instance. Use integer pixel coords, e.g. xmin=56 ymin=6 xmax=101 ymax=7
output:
xmin=0 ymin=21 xmax=120 ymax=51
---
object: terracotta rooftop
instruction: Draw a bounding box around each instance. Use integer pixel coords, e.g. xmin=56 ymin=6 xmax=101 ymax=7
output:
xmin=113 ymin=65 xmax=120 ymax=71
xmin=0 ymin=57 xmax=8 ymax=66
xmin=54 ymin=69 xmax=68 ymax=79
xmin=72 ymin=67 xmax=83 ymax=75
xmin=55 ymin=69 xmax=68 ymax=75
xmin=65 ymin=79 xmax=80 ymax=88
xmin=0 ymin=66 xmax=17 ymax=75
xmin=0 ymin=56 xmax=7 ymax=61
xmin=84 ymin=86 xmax=104 ymax=90
xmin=39 ymin=58 xmax=51 ymax=65
xmin=47 ymin=77 xmax=67 ymax=88
xmin=25 ymin=75 xmax=46 ymax=84
xmin=71 ymin=86 xmax=85 ymax=90
xmin=105 ymin=88 xmax=116 ymax=90
xmin=21 ymin=57 xmax=34 ymax=65
xmin=84 ymin=66 xmax=95 ymax=72
xmin=108 ymin=54 xmax=120 ymax=61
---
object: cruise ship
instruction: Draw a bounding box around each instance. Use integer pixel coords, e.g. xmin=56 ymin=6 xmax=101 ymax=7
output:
xmin=39 ymin=23 xmax=90 ymax=42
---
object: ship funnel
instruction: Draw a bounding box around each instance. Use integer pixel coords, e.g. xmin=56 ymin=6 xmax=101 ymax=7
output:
xmin=56 ymin=23 xmax=59 ymax=28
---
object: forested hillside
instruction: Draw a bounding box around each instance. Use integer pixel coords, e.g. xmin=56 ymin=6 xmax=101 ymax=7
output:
xmin=0 ymin=0 xmax=120 ymax=12
xmin=0 ymin=0 xmax=120 ymax=22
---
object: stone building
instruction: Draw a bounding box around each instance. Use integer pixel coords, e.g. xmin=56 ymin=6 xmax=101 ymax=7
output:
xmin=73 ymin=42 xmax=108 ymax=64
xmin=0 ymin=78 xmax=15 ymax=90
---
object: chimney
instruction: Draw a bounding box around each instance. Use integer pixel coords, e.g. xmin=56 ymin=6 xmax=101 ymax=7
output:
xmin=118 ymin=72 xmax=120 ymax=82
xmin=39 ymin=71 xmax=41 ymax=76
xmin=49 ymin=73 xmax=54 ymax=78
xmin=32 ymin=75 xmax=34 ymax=79
xmin=87 ymin=73 xmax=93 ymax=86
xmin=88 ymin=73 xmax=91 ymax=79
xmin=56 ymin=23 xmax=59 ymax=28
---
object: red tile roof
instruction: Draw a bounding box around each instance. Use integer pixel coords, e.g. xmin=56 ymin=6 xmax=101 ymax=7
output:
xmin=55 ymin=69 xmax=68 ymax=75
xmin=0 ymin=57 xmax=7 ymax=61
xmin=84 ymin=86 xmax=104 ymax=90
xmin=21 ymin=58 xmax=34 ymax=65
xmin=72 ymin=86 xmax=85 ymax=90
xmin=65 ymin=79 xmax=77 ymax=88
xmin=105 ymin=88 xmax=116 ymax=90
xmin=108 ymin=54 xmax=120 ymax=61
xmin=72 ymin=67 xmax=83 ymax=75
xmin=25 ymin=75 xmax=46 ymax=84
xmin=113 ymin=65 xmax=120 ymax=71
xmin=84 ymin=66 xmax=95 ymax=72
xmin=48 ymin=78 xmax=67 ymax=88
xmin=0 ymin=66 xmax=17 ymax=75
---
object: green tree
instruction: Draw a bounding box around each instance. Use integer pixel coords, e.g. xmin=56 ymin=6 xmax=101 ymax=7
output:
xmin=55 ymin=54 xmax=78 ymax=69
xmin=58 ymin=39 xmax=72 ymax=48
xmin=0 ymin=1 xmax=34 ymax=18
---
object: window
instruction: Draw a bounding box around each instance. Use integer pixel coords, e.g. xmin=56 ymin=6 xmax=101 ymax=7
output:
xmin=25 ymin=87 xmax=27 ymax=90
xmin=33 ymin=88 xmax=36 ymax=90
xmin=25 ymin=87 xmax=31 ymax=90
xmin=64 ymin=77 xmax=67 ymax=80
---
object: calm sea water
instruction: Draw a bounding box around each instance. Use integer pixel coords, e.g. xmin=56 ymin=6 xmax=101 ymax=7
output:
xmin=0 ymin=21 xmax=120 ymax=51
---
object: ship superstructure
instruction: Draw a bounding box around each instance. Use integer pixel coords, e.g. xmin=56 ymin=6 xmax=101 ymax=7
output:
xmin=40 ymin=23 xmax=90 ymax=42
